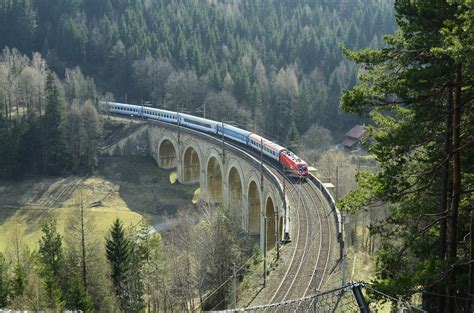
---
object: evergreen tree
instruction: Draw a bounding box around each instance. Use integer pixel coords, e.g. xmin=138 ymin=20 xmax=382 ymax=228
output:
xmin=105 ymin=218 xmax=132 ymax=310
xmin=285 ymin=121 xmax=301 ymax=154
xmin=37 ymin=217 xmax=64 ymax=310
xmin=43 ymin=71 xmax=67 ymax=175
xmin=10 ymin=263 xmax=26 ymax=300
xmin=340 ymin=1 xmax=473 ymax=311
xmin=0 ymin=252 xmax=11 ymax=308
xmin=64 ymin=274 xmax=92 ymax=312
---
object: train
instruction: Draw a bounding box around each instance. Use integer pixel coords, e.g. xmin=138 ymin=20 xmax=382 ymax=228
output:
xmin=99 ymin=101 xmax=309 ymax=177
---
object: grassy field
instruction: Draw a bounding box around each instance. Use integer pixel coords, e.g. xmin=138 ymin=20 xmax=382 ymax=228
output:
xmin=0 ymin=156 xmax=197 ymax=252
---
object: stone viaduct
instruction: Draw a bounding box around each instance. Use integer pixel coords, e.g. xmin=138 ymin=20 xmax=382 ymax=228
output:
xmin=140 ymin=120 xmax=289 ymax=252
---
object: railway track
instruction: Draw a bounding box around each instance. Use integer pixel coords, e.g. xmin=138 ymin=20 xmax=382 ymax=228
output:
xmin=108 ymin=116 xmax=340 ymax=305
xmin=264 ymin=173 xmax=334 ymax=304
xmin=192 ymin=123 xmax=339 ymax=303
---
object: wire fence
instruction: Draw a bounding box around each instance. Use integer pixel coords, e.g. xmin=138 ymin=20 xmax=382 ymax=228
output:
xmin=215 ymin=282 xmax=367 ymax=312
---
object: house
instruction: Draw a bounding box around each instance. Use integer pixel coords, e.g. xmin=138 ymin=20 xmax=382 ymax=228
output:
xmin=341 ymin=124 xmax=368 ymax=151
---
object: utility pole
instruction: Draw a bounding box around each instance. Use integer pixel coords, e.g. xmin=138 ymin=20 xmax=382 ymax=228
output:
xmin=263 ymin=215 xmax=267 ymax=288
xmin=276 ymin=208 xmax=279 ymax=260
xmin=177 ymin=107 xmax=180 ymax=145
xmin=232 ymin=262 xmax=237 ymax=310
xmin=221 ymin=122 xmax=225 ymax=164
xmin=260 ymin=137 xmax=264 ymax=190
xmin=342 ymin=214 xmax=346 ymax=287
xmin=335 ymin=166 xmax=339 ymax=202
xmin=260 ymin=137 xmax=266 ymax=287
xmin=283 ymin=169 xmax=291 ymax=243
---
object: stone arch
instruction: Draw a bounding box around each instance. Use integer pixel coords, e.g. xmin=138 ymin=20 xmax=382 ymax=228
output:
xmin=265 ymin=196 xmax=276 ymax=251
xmin=247 ymin=180 xmax=261 ymax=235
xmin=206 ymin=154 xmax=223 ymax=202
xmin=226 ymin=160 xmax=244 ymax=211
xmin=158 ymin=138 xmax=177 ymax=168
xmin=183 ymin=144 xmax=201 ymax=183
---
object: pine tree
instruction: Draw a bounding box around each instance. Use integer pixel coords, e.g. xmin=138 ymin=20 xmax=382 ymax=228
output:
xmin=37 ymin=217 xmax=64 ymax=310
xmin=105 ymin=218 xmax=131 ymax=310
xmin=0 ymin=252 xmax=10 ymax=308
xmin=10 ymin=263 xmax=26 ymax=300
xmin=340 ymin=1 xmax=473 ymax=311
xmin=64 ymin=274 xmax=92 ymax=312
xmin=43 ymin=71 xmax=67 ymax=175
xmin=285 ymin=121 xmax=301 ymax=154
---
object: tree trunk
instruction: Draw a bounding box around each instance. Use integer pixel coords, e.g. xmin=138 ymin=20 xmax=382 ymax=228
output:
xmin=468 ymin=209 xmax=474 ymax=312
xmin=437 ymin=86 xmax=452 ymax=313
xmin=447 ymin=64 xmax=462 ymax=313
xmin=80 ymin=194 xmax=88 ymax=290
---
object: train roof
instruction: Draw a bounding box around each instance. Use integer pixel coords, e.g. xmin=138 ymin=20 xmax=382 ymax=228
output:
xmin=281 ymin=150 xmax=305 ymax=163
xmin=101 ymin=101 xmax=140 ymax=107
xmin=180 ymin=112 xmax=218 ymax=125
xmin=248 ymin=133 xmax=286 ymax=152
xmin=219 ymin=123 xmax=252 ymax=136
xmin=145 ymin=106 xmax=177 ymax=115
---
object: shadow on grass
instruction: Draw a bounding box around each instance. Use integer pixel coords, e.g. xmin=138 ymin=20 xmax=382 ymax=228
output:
xmin=0 ymin=177 xmax=61 ymax=235
xmin=96 ymin=156 xmax=198 ymax=223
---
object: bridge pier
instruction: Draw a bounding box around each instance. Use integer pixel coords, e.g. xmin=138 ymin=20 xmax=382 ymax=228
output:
xmin=149 ymin=121 xmax=286 ymax=253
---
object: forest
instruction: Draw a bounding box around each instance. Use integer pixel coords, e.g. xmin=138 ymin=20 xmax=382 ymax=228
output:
xmin=0 ymin=0 xmax=395 ymax=148
xmin=0 ymin=0 xmax=396 ymax=310
xmin=0 ymin=0 xmax=472 ymax=312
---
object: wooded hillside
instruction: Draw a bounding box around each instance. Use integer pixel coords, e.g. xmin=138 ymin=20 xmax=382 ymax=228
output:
xmin=1 ymin=0 xmax=395 ymax=139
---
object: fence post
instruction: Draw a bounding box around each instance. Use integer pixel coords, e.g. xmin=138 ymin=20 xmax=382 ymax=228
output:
xmin=352 ymin=284 xmax=370 ymax=313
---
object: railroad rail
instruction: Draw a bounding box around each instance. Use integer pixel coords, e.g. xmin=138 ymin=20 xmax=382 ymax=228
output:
xmin=172 ymin=119 xmax=343 ymax=304
xmin=107 ymin=114 xmax=344 ymax=308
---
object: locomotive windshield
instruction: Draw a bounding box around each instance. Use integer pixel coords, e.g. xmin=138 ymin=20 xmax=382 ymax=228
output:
xmin=298 ymin=165 xmax=307 ymax=172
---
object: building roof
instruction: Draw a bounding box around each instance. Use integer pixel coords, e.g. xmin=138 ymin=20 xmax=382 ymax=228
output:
xmin=341 ymin=137 xmax=359 ymax=148
xmin=345 ymin=124 xmax=367 ymax=139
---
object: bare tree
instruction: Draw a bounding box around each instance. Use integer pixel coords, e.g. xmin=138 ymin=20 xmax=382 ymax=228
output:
xmin=301 ymin=124 xmax=334 ymax=161
xmin=132 ymin=57 xmax=175 ymax=104
xmin=165 ymin=70 xmax=207 ymax=112
xmin=203 ymin=90 xmax=252 ymax=128
xmin=81 ymin=100 xmax=102 ymax=172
